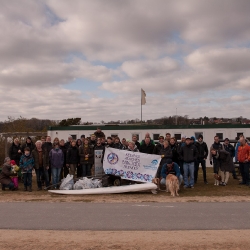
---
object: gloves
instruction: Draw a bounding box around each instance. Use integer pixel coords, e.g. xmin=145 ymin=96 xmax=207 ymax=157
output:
xmin=210 ymin=160 xmax=213 ymax=165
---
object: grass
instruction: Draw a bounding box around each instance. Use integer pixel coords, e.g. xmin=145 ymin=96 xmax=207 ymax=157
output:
xmin=0 ymin=168 xmax=249 ymax=199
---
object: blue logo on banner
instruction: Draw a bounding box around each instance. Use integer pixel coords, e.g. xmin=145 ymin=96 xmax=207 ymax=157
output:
xmin=107 ymin=153 xmax=119 ymax=165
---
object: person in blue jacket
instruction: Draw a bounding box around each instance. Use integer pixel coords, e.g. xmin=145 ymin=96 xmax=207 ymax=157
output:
xmin=160 ymin=158 xmax=183 ymax=187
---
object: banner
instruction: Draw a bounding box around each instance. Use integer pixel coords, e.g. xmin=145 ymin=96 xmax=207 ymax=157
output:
xmin=103 ymin=148 xmax=161 ymax=183
xmin=94 ymin=150 xmax=104 ymax=176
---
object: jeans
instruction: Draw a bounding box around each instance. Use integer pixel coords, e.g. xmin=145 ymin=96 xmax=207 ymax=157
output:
xmin=43 ymin=169 xmax=50 ymax=187
xmin=51 ymin=168 xmax=62 ymax=188
xmin=23 ymin=173 xmax=32 ymax=187
xmin=2 ymin=182 xmax=14 ymax=190
xmin=35 ymin=168 xmax=44 ymax=188
xmin=183 ymin=162 xmax=194 ymax=187
xmin=239 ymin=162 xmax=250 ymax=184
xmin=160 ymin=175 xmax=183 ymax=187
xmin=179 ymin=160 xmax=184 ymax=175
xmin=195 ymin=159 xmax=207 ymax=182
xmin=82 ymin=164 xmax=92 ymax=177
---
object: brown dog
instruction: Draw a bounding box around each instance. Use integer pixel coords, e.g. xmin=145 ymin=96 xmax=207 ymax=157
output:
xmin=166 ymin=174 xmax=179 ymax=197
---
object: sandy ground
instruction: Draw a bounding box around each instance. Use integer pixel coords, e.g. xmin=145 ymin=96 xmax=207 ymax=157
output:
xmin=1 ymin=190 xmax=250 ymax=203
xmin=1 ymin=230 xmax=250 ymax=250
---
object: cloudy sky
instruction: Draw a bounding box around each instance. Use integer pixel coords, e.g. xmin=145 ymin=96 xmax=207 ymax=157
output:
xmin=1 ymin=0 xmax=250 ymax=123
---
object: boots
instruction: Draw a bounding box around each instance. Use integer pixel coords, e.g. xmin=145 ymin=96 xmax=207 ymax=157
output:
xmin=28 ymin=186 xmax=32 ymax=192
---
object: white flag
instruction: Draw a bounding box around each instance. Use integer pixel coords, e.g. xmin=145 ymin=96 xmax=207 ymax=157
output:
xmin=141 ymin=88 xmax=146 ymax=105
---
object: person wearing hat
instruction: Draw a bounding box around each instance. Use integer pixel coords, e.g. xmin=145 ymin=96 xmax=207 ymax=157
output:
xmin=194 ymin=134 xmax=208 ymax=184
xmin=153 ymin=136 xmax=164 ymax=154
xmin=179 ymin=137 xmax=198 ymax=188
xmin=19 ymin=147 xmax=35 ymax=192
xmin=160 ymin=158 xmax=183 ymax=187
xmin=0 ymin=157 xmax=17 ymax=191
xmin=223 ymin=138 xmax=238 ymax=179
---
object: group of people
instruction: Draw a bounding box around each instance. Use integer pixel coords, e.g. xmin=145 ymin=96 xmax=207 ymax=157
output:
xmin=1 ymin=127 xmax=250 ymax=192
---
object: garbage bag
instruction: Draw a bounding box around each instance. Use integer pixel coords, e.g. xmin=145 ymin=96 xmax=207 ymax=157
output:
xmin=73 ymin=178 xmax=102 ymax=190
xmin=60 ymin=174 xmax=74 ymax=190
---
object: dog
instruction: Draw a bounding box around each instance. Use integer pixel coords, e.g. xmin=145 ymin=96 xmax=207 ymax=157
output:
xmin=152 ymin=178 xmax=160 ymax=190
xmin=166 ymin=174 xmax=179 ymax=197
xmin=214 ymin=173 xmax=221 ymax=186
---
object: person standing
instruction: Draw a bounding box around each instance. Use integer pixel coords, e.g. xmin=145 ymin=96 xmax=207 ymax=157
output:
xmin=32 ymin=140 xmax=49 ymax=191
xmin=209 ymin=136 xmax=223 ymax=174
xmin=21 ymin=137 xmax=35 ymax=153
xmin=132 ymin=135 xmax=141 ymax=151
xmin=140 ymin=137 xmax=155 ymax=154
xmin=19 ymin=147 xmax=34 ymax=192
xmin=66 ymin=140 xmax=79 ymax=178
xmin=237 ymin=136 xmax=250 ymax=186
xmin=42 ymin=136 xmax=53 ymax=184
xmin=79 ymin=138 xmax=94 ymax=177
xmin=223 ymin=138 xmax=238 ymax=179
xmin=9 ymin=138 xmax=22 ymax=165
xmin=169 ymin=137 xmax=179 ymax=165
xmin=194 ymin=134 xmax=208 ymax=184
xmin=180 ymin=137 xmax=198 ymax=188
xmin=94 ymin=127 xmax=106 ymax=139
xmin=59 ymin=139 xmax=68 ymax=178
xmin=153 ymin=136 xmax=164 ymax=155
xmin=49 ymin=143 xmax=64 ymax=189
xmin=177 ymin=135 xmax=186 ymax=175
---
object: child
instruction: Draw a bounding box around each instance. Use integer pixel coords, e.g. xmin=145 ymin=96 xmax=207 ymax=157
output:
xmin=19 ymin=147 xmax=35 ymax=192
xmin=10 ymin=160 xmax=19 ymax=189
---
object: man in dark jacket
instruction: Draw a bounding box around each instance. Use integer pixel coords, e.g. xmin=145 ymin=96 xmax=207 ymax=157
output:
xmin=9 ymin=138 xmax=22 ymax=165
xmin=180 ymin=137 xmax=198 ymax=188
xmin=153 ymin=136 xmax=164 ymax=155
xmin=210 ymin=135 xmax=223 ymax=174
xmin=94 ymin=128 xmax=106 ymax=139
xmin=42 ymin=136 xmax=53 ymax=183
xmin=21 ymin=136 xmax=35 ymax=153
xmin=32 ymin=140 xmax=49 ymax=190
xmin=140 ymin=137 xmax=155 ymax=154
xmin=132 ymin=135 xmax=141 ymax=151
xmin=194 ymin=134 xmax=208 ymax=184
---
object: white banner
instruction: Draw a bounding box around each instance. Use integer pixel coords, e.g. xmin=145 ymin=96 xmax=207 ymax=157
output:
xmin=94 ymin=150 xmax=104 ymax=176
xmin=103 ymin=148 xmax=161 ymax=183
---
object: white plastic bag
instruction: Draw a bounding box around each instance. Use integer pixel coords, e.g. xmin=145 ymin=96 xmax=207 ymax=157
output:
xmin=60 ymin=174 xmax=74 ymax=190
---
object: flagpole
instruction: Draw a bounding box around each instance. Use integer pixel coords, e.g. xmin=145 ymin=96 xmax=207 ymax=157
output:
xmin=141 ymin=93 xmax=142 ymax=124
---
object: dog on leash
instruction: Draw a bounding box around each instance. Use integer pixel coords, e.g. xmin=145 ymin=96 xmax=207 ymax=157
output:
xmin=166 ymin=174 xmax=179 ymax=197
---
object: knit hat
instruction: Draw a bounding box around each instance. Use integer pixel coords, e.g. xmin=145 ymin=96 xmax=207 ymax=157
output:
xmin=10 ymin=160 xmax=16 ymax=165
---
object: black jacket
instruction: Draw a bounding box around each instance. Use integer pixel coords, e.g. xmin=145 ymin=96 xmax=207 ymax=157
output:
xmin=21 ymin=142 xmax=35 ymax=153
xmin=170 ymin=143 xmax=179 ymax=163
xmin=140 ymin=142 xmax=155 ymax=154
xmin=180 ymin=144 xmax=198 ymax=163
xmin=113 ymin=142 xmax=123 ymax=150
xmin=60 ymin=145 xmax=67 ymax=166
xmin=66 ymin=146 xmax=79 ymax=164
xmin=223 ymin=143 xmax=235 ymax=158
xmin=159 ymin=146 xmax=173 ymax=166
xmin=195 ymin=141 xmax=208 ymax=159
xmin=9 ymin=143 xmax=22 ymax=164
xmin=42 ymin=142 xmax=53 ymax=154
xmin=153 ymin=143 xmax=163 ymax=155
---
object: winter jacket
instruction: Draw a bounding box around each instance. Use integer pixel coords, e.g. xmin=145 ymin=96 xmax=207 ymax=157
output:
xmin=170 ymin=143 xmax=179 ymax=163
xmin=49 ymin=148 xmax=64 ymax=168
xmin=0 ymin=163 xmax=17 ymax=185
xmin=21 ymin=142 xmax=35 ymax=154
xmin=140 ymin=142 xmax=155 ymax=154
xmin=89 ymin=140 xmax=97 ymax=148
xmin=79 ymin=145 xmax=94 ymax=164
xmin=237 ymin=144 xmax=250 ymax=163
xmin=19 ymin=154 xmax=35 ymax=173
xmin=177 ymin=142 xmax=186 ymax=160
xmin=42 ymin=142 xmax=53 ymax=155
xmin=32 ymin=148 xmax=49 ymax=169
xmin=113 ymin=142 xmax=123 ymax=150
xmin=159 ymin=146 xmax=173 ymax=164
xmin=66 ymin=146 xmax=79 ymax=164
xmin=161 ymin=162 xmax=181 ymax=179
xmin=209 ymin=142 xmax=223 ymax=161
xmin=214 ymin=150 xmax=234 ymax=172
xmin=134 ymin=141 xmax=141 ymax=151
xmin=140 ymin=139 xmax=155 ymax=146
xmin=60 ymin=145 xmax=67 ymax=167
xmin=126 ymin=145 xmax=139 ymax=152
xmin=195 ymin=141 xmax=208 ymax=160
xmin=180 ymin=144 xmax=198 ymax=163
xmin=223 ymin=143 xmax=235 ymax=158
xmin=235 ymin=141 xmax=250 ymax=161
xmin=153 ymin=143 xmax=163 ymax=155
xmin=8 ymin=143 xmax=22 ymax=164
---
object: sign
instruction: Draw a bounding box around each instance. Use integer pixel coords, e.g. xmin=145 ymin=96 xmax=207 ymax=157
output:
xmin=103 ymin=148 xmax=161 ymax=183
xmin=94 ymin=150 xmax=104 ymax=176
